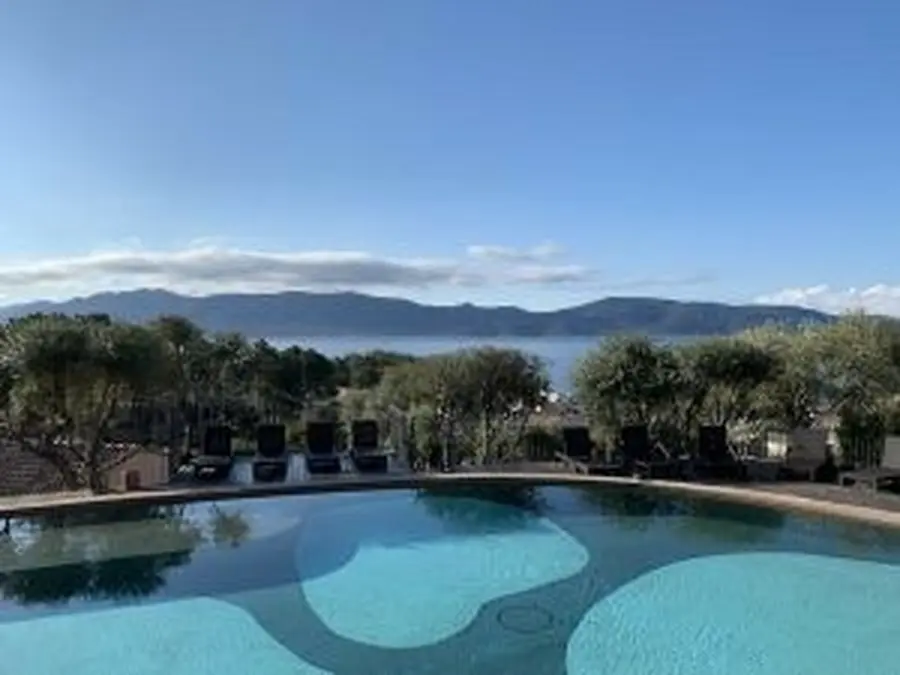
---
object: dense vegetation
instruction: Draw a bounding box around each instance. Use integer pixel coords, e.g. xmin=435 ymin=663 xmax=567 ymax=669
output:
xmin=0 ymin=312 xmax=548 ymax=490
xmin=573 ymin=315 xmax=900 ymax=461
xmin=1 ymin=311 xmax=898 ymax=494
xmin=1 ymin=289 xmax=832 ymax=337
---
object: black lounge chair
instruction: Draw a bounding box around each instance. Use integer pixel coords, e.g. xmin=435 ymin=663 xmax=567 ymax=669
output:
xmin=192 ymin=425 xmax=234 ymax=481
xmin=252 ymin=424 xmax=288 ymax=483
xmin=557 ymin=426 xmax=629 ymax=476
xmin=840 ymin=437 xmax=900 ymax=490
xmin=555 ymin=426 xmax=591 ymax=473
xmin=620 ymin=424 xmax=680 ymax=479
xmin=350 ymin=419 xmax=389 ymax=473
xmin=562 ymin=426 xmax=593 ymax=462
xmin=692 ymin=425 xmax=747 ymax=480
xmin=305 ymin=421 xmax=342 ymax=474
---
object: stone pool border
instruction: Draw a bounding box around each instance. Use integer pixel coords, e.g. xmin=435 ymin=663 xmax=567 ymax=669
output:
xmin=1 ymin=473 xmax=899 ymax=530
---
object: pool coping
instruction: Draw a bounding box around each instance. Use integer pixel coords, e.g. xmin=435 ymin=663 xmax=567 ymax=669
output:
xmin=1 ymin=473 xmax=899 ymax=530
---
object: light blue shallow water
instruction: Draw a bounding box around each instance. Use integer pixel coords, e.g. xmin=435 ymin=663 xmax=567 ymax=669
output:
xmin=567 ymin=552 xmax=900 ymax=675
xmin=0 ymin=485 xmax=899 ymax=674
xmin=2 ymin=598 xmax=332 ymax=675
xmin=301 ymin=516 xmax=588 ymax=648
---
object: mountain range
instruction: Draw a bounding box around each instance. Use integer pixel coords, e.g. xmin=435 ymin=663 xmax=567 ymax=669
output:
xmin=0 ymin=289 xmax=832 ymax=338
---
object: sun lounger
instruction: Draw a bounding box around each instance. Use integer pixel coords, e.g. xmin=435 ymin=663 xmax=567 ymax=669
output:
xmin=692 ymin=425 xmax=747 ymax=480
xmin=621 ymin=424 xmax=680 ymax=479
xmin=305 ymin=421 xmax=342 ymax=474
xmin=562 ymin=426 xmax=593 ymax=462
xmin=350 ymin=419 xmax=389 ymax=473
xmin=192 ymin=426 xmax=234 ymax=481
xmin=556 ymin=426 xmax=593 ymax=474
xmin=557 ymin=425 xmax=627 ymax=476
xmin=766 ymin=429 xmax=828 ymax=481
xmin=252 ymin=424 xmax=288 ymax=482
xmin=840 ymin=436 xmax=900 ymax=490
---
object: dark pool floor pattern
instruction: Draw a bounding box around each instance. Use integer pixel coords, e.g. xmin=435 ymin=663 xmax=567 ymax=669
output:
xmin=1 ymin=486 xmax=900 ymax=674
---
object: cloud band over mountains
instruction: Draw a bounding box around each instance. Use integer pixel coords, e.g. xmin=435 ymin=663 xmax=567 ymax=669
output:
xmin=756 ymin=285 xmax=900 ymax=317
xmin=2 ymin=243 xmax=894 ymax=315
xmin=0 ymin=243 xmax=593 ymax=301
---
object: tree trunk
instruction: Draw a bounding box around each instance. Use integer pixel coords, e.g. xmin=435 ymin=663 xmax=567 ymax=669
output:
xmin=86 ymin=436 xmax=107 ymax=494
xmin=481 ymin=411 xmax=490 ymax=465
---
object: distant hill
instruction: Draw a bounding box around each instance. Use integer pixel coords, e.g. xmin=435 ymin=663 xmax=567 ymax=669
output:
xmin=0 ymin=289 xmax=832 ymax=337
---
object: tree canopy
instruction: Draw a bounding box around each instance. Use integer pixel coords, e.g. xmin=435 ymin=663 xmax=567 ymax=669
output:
xmin=0 ymin=313 xmax=346 ymax=492
xmin=2 ymin=309 xmax=899 ymax=491
xmin=572 ymin=316 xmax=900 ymax=460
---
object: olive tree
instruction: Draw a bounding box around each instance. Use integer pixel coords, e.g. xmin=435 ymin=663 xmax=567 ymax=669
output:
xmin=455 ymin=347 xmax=548 ymax=464
xmin=2 ymin=315 xmax=169 ymax=492
xmin=573 ymin=336 xmax=682 ymax=448
xmin=740 ymin=324 xmax=824 ymax=429
xmin=375 ymin=348 xmax=548 ymax=468
xmin=688 ymin=337 xmax=780 ymax=425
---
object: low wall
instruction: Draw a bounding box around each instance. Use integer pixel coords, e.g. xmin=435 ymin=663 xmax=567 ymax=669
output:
xmin=0 ymin=443 xmax=66 ymax=496
xmin=1 ymin=471 xmax=899 ymax=530
xmin=0 ymin=444 xmax=170 ymax=496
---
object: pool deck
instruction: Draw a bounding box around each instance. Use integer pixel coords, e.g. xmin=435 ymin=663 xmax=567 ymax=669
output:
xmin=1 ymin=469 xmax=899 ymax=529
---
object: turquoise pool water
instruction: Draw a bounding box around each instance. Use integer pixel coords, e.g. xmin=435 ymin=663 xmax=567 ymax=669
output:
xmin=1 ymin=485 xmax=899 ymax=674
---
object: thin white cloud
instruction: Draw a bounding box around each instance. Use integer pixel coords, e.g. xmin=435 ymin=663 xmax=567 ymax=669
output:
xmin=506 ymin=263 xmax=590 ymax=284
xmin=466 ymin=242 xmax=564 ymax=262
xmin=601 ymin=272 xmax=717 ymax=292
xmin=755 ymin=284 xmax=900 ymax=316
xmin=0 ymin=244 xmax=594 ymax=303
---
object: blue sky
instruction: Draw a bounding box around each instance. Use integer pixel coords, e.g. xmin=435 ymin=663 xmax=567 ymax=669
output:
xmin=1 ymin=0 xmax=898 ymax=313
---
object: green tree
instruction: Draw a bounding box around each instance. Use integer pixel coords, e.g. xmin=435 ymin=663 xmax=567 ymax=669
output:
xmin=2 ymin=315 xmax=169 ymax=491
xmin=149 ymin=315 xmax=209 ymax=452
xmin=454 ymin=347 xmax=548 ymax=464
xmin=264 ymin=346 xmax=337 ymax=420
xmin=246 ymin=339 xmax=282 ymax=421
xmin=335 ymin=350 xmax=418 ymax=390
xmin=203 ymin=332 xmax=253 ymax=422
xmin=573 ymin=336 xmax=682 ymax=449
xmin=375 ymin=348 xmax=547 ymax=468
xmin=688 ymin=337 xmax=780 ymax=424
xmin=817 ymin=313 xmax=899 ymax=414
xmin=741 ymin=324 xmax=824 ymax=429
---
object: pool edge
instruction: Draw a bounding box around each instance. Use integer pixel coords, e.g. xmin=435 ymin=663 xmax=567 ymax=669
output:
xmin=0 ymin=474 xmax=898 ymax=530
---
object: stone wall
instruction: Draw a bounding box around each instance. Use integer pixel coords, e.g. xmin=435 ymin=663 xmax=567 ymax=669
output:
xmin=0 ymin=442 xmax=67 ymax=496
xmin=0 ymin=443 xmax=171 ymax=496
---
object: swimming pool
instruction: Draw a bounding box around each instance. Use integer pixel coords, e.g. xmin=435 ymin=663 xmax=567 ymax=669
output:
xmin=1 ymin=483 xmax=899 ymax=674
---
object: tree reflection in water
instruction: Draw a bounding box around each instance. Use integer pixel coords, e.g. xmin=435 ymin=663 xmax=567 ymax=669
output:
xmin=819 ymin=518 xmax=900 ymax=558
xmin=574 ymin=485 xmax=682 ymax=531
xmin=0 ymin=504 xmax=204 ymax=605
xmin=208 ymin=505 xmax=252 ymax=549
xmin=676 ymin=497 xmax=788 ymax=545
xmin=415 ymin=485 xmax=546 ymax=533
xmin=574 ymin=485 xmax=788 ymax=543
